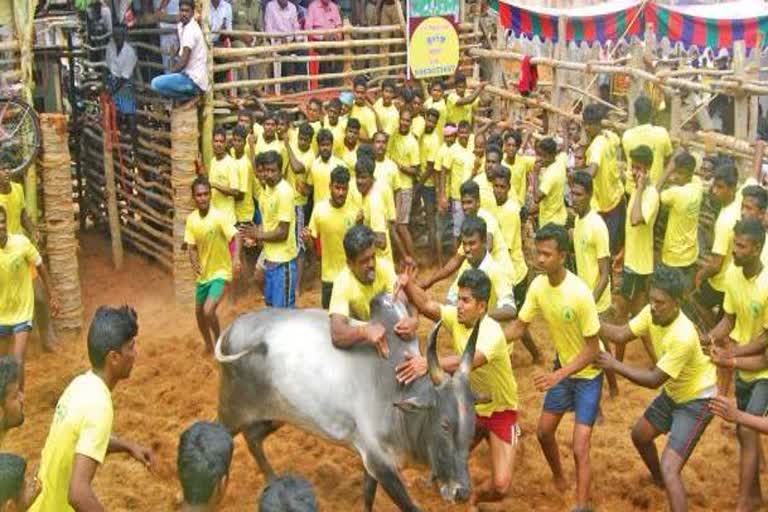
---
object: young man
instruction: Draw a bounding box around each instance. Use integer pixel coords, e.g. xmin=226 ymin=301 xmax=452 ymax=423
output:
xmin=254 ymin=112 xmax=284 ymax=156
xmin=305 ymin=98 xmax=324 ymax=135
xmin=621 ymin=95 xmax=672 ymax=194
xmin=0 ymin=170 xmax=33 ymax=239
xmin=395 ymin=267 xmax=519 ymax=508
xmin=336 ymin=118 xmax=361 ymax=171
xmin=694 ymin=163 xmax=740 ymax=326
xmin=441 ymin=121 xmax=475 ymax=242
xmin=353 ymin=157 xmax=396 ymax=265
xmin=583 ymin=104 xmax=625 ymax=255
xmin=0 ymin=206 xmax=58 ymax=391
xmin=532 ymin=137 xmax=567 ymax=228
xmin=177 ymin=421 xmax=234 ymax=511
xmin=0 ymin=357 xmax=23 ymax=447
xmin=208 ymin=127 xmax=243 ymax=228
xmin=741 ymin=185 xmax=768 ymax=265
xmin=372 ymin=132 xmax=398 ymax=200
xmin=185 ymin=178 xmax=240 ymax=354
xmin=349 ymin=76 xmax=378 ymax=142
xmin=231 ymin=125 xmax=256 ymax=229
xmin=424 ymin=79 xmax=448 ymax=135
xmin=372 ymin=79 xmax=399 ymax=137
xmin=29 ymin=306 xmax=153 ymax=511
xmin=492 ymin=165 xmax=527 ymax=308
xmin=417 ymin=108 xmax=442 ymax=264
xmin=505 ymin=224 xmax=602 ymax=511
xmin=657 ymin=150 xmax=703 ymax=288
xmin=474 ymin=145 xmax=500 ymax=214
xmin=259 ymin=475 xmax=317 ymax=512
xmin=705 ymin=218 xmax=768 ymax=512
xmin=325 ymin=98 xmax=347 ymax=156
xmin=502 ymin=130 xmax=536 ymax=207
xmin=328 ymin=224 xmax=416 ymax=358
xmin=0 ymin=453 xmax=39 ymax=511
xmin=447 ymin=73 xmax=484 ymax=125
xmin=307 ymin=129 xmax=344 ymax=206
xmin=304 ymin=167 xmax=360 ymax=309
xmin=598 ymin=266 xmax=716 ymax=512
xmin=388 ymin=108 xmax=420 ymax=265
xmin=242 ymin=150 xmax=298 ymax=308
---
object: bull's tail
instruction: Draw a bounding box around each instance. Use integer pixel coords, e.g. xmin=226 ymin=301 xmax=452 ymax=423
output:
xmin=214 ymin=325 xmax=254 ymax=363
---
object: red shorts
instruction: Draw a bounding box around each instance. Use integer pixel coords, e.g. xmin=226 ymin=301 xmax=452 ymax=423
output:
xmin=476 ymin=410 xmax=518 ymax=444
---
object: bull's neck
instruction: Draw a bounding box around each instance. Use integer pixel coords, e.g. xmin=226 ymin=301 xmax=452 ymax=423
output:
xmin=394 ymin=375 xmax=435 ymax=465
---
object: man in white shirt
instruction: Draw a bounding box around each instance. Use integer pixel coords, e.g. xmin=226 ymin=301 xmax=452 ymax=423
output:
xmin=264 ymin=0 xmax=303 ymax=94
xmin=209 ymin=0 xmax=233 ymax=45
xmin=106 ymin=25 xmax=138 ymax=136
xmin=150 ymin=0 xmax=209 ymax=103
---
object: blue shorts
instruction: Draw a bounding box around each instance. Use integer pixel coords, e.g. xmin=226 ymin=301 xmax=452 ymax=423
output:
xmin=252 ymin=200 xmax=263 ymax=225
xmin=0 ymin=321 xmax=33 ymax=337
xmin=264 ymin=259 xmax=297 ymax=308
xmin=543 ymin=363 xmax=603 ymax=426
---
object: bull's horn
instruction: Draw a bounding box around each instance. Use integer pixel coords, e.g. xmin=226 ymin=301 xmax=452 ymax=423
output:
xmin=458 ymin=319 xmax=481 ymax=378
xmin=214 ymin=327 xmax=253 ymax=364
xmin=427 ymin=320 xmax=446 ymax=385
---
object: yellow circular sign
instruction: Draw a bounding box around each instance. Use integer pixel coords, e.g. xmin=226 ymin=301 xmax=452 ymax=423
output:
xmin=409 ymin=16 xmax=460 ymax=79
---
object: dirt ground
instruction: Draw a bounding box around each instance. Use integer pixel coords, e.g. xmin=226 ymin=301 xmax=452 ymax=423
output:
xmin=3 ymin=232 xmax=750 ymax=511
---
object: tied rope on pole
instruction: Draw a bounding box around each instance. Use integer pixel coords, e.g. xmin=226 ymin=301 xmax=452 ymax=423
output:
xmin=99 ymin=91 xmax=129 ymax=200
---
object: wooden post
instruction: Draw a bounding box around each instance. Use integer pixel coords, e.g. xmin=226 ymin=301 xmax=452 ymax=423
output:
xmin=733 ymin=40 xmax=749 ymax=141
xmin=102 ymin=115 xmax=124 ymax=270
xmin=171 ymin=107 xmax=199 ymax=305
xmin=39 ymin=113 xmax=83 ymax=332
xmin=15 ymin=0 xmax=38 ymax=226
xmin=472 ymin=16 xmax=481 ymax=81
xmin=548 ymin=16 xmax=566 ymax=130
xmin=342 ymin=17 xmax=353 ymax=85
xmin=491 ymin=23 xmax=506 ymax=88
xmin=669 ymin=94 xmax=682 ymax=138
xmin=748 ymin=34 xmax=762 ymax=141
xmin=201 ymin=0 xmax=214 ymax=168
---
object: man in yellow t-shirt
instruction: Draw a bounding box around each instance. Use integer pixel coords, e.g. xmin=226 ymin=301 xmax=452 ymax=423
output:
xmin=583 ymin=104 xmax=625 ymax=255
xmin=335 ymin=118 xmax=360 ymax=171
xmin=502 ymin=130 xmax=536 ymax=207
xmin=29 ymin=306 xmax=153 ymax=512
xmin=491 ymin=166 xmax=528 ymax=305
xmin=424 ymin=79 xmax=448 ymax=135
xmin=705 ymin=218 xmax=768 ymax=511
xmin=446 ymin=73 xmax=484 ymax=125
xmin=441 ymin=121 xmax=475 ymax=240
xmin=349 ymin=76 xmax=378 ymax=142
xmin=242 ymin=150 xmax=298 ymax=308
xmin=657 ymin=151 xmax=703 ymax=288
xmin=417 ymin=108 xmax=442 ymax=264
xmin=473 ymin=145 xmax=499 ymax=215
xmin=598 ymin=266 xmax=716 ymax=512
xmin=185 ymin=177 xmax=241 ymax=353
xmin=621 ymin=96 xmax=672 ymax=194
xmin=532 ymin=137 xmax=567 ymax=227
xmin=505 ymin=223 xmax=602 ymax=512
xmin=352 ymin=157 xmax=396 ymax=265
xmin=388 ymin=109 xmax=420 ymax=264
xmin=231 ymin=125 xmax=256 ymax=226
xmin=373 ymin=79 xmax=399 ymax=138
xmin=0 ymin=206 xmax=58 ymax=392
xmin=325 ymin=98 xmax=347 ymax=156
xmin=0 ymin=169 xmax=32 ymax=236
xmin=208 ymin=128 xmax=243 ymax=227
xmin=328 ymin=224 xmax=417 ymax=357
xmin=303 ymin=167 xmax=360 ymax=309
xmin=307 ymin=129 xmax=345 ymax=206
xmin=395 ymin=267 xmax=519 ymax=508
xmin=693 ymin=163 xmax=740 ymax=326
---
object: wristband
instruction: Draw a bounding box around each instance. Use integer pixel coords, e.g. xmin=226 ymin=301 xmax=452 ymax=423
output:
xmin=731 ymin=357 xmax=738 ymax=369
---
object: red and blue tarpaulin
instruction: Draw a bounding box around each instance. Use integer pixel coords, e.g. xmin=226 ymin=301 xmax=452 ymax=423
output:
xmin=498 ymin=0 xmax=768 ymax=49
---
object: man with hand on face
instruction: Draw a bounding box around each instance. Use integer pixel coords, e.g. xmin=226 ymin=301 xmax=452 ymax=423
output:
xmin=598 ymin=266 xmax=716 ymax=512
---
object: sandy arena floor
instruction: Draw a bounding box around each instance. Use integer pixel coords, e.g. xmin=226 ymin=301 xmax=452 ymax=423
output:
xmin=2 ymin=232 xmax=750 ymax=511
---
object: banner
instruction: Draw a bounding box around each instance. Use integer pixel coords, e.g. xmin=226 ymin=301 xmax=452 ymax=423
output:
xmin=407 ymin=0 xmax=460 ymax=79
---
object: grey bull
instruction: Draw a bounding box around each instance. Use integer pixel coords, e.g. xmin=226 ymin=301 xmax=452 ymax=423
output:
xmin=214 ymin=293 xmax=481 ymax=512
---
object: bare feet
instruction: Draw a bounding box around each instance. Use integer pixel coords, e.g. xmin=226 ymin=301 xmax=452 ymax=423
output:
xmin=553 ymin=475 xmax=568 ymax=493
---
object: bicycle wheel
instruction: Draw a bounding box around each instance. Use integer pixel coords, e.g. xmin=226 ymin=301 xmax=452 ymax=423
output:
xmin=0 ymin=98 xmax=42 ymax=178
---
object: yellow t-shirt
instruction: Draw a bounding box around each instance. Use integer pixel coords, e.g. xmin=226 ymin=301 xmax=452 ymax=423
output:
xmin=708 ymin=198 xmax=741 ymax=292
xmin=374 ymin=158 xmax=399 ymax=197
xmin=388 ymin=132 xmax=420 ymax=191
xmin=519 ymin=271 xmax=602 ymax=379
xmin=473 ymin=172 xmax=496 ymax=214
xmin=505 ymin=154 xmax=536 ymax=206
xmin=629 ymin=307 xmax=717 ymax=403
xmin=433 ymin=143 xmax=451 ymax=195
xmin=446 ymin=252 xmax=515 ymax=313
xmin=349 ymin=104 xmax=378 ymax=140
xmin=586 ymin=131 xmax=623 ymax=213
xmin=308 ymin=199 xmax=360 ymax=282
xmin=232 ymin=153 xmax=255 ymax=223
xmin=184 ymin=209 xmax=237 ymax=283
xmin=419 ymin=129 xmax=442 ymax=187
xmin=494 ymin=197 xmax=527 ymax=286
xmin=286 ymin=142 xmax=315 ymax=207
xmin=325 ymin=116 xmax=347 ymax=156
xmin=446 ymin=91 xmax=479 ymax=125
xmin=538 ymin=156 xmax=567 ymax=227
xmin=29 ymin=372 xmax=113 ymax=512
xmin=624 ymin=185 xmax=660 ymax=275
xmin=457 ymin=209 xmax=514 ymax=278
xmin=308 ymin=155 xmax=345 ymax=205
xmin=440 ymin=305 xmax=518 ymax=415
xmin=574 ymin=211 xmax=612 ymax=313
xmin=411 ymin=115 xmax=426 ymax=140
xmin=339 ymin=145 xmax=358 ymax=175
xmin=0 ymin=182 xmax=25 ymax=234
xmin=723 ymin=264 xmax=768 ymax=382
xmin=373 ymin=98 xmax=399 ymax=137
xmin=424 ymin=97 xmax=448 ymax=134
xmin=350 ymin=185 xmax=394 ymax=263
xmin=660 ymin=177 xmax=703 ymax=267
xmin=209 ymin=155 xmax=240 ymax=225
xmin=0 ymin=234 xmax=40 ymax=325
xmin=254 ymin=134 xmax=284 ymax=157
xmin=622 ymin=124 xmax=673 ymax=193
xmin=328 ymin=257 xmax=397 ymax=320
xmin=260 ymin=179 xmax=297 ymax=263
xmin=442 ymin=142 xmax=474 ymax=200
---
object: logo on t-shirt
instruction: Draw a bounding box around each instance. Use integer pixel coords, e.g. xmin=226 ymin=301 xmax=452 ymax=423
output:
xmin=749 ymin=300 xmax=762 ymax=318
xmin=562 ymin=306 xmax=575 ymax=322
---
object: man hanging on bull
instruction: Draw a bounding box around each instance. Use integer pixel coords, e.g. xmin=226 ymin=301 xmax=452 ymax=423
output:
xmin=328 ymin=224 xmax=418 ymax=356
xmin=393 ymin=267 xmax=519 ymax=509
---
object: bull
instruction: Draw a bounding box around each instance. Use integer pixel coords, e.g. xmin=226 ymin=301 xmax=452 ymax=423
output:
xmin=214 ymin=293 xmax=480 ymax=512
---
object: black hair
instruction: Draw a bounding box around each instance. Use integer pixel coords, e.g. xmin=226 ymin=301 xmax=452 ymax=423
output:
xmin=0 ymin=453 xmax=25 ymax=504
xmin=262 ymin=150 xmax=283 ymax=170
xmin=713 ymin=163 xmax=738 ymax=188
xmin=634 ymin=96 xmax=653 ymax=124
xmin=734 ymin=217 xmax=766 ymax=250
xmin=179 ymin=0 xmax=195 ymax=9
xmin=485 ymin=144 xmax=502 ymax=159
xmin=503 ymin=129 xmax=522 ymax=148
xmin=742 ymin=185 xmax=768 ymax=211
xmin=346 ymin=118 xmax=361 ymax=131
xmin=582 ymin=103 xmax=605 ymax=124
xmin=0 ymin=357 xmax=19 ymax=404
xmin=191 ymin=176 xmax=211 ymax=194
xmin=0 ymin=205 xmax=5 ymax=222
xmin=493 ymin=164 xmax=511 ymax=183
xmin=454 ymin=72 xmax=467 ymax=86
xmin=457 ymin=268 xmax=491 ymax=303
xmin=459 ymin=180 xmax=480 ymax=200
xmin=373 ymin=131 xmax=389 ymax=142
xmin=355 ymin=156 xmax=375 ymax=177
xmin=674 ymin=151 xmax=696 ymax=174
xmin=430 ymin=79 xmax=444 ymax=90
xmin=259 ymin=474 xmax=318 ymax=512
xmin=232 ymin=124 xmax=248 ymax=139
xmin=87 ymin=305 xmax=138 ymax=369
xmin=356 ymin=144 xmax=375 ymax=161
xmin=629 ymin=144 xmax=654 ymax=169
xmin=425 ymin=108 xmax=440 ymax=119
xmin=572 ymin=170 xmax=593 ymax=196
xmin=276 ymin=111 xmax=290 ymax=125
xmin=535 ymin=223 xmax=570 ymax=252
xmin=457 ymin=120 xmax=471 ymax=131
xmin=330 ymin=166 xmax=351 ymax=185
xmin=536 ymin=137 xmax=558 ymax=156
xmin=353 ymin=75 xmax=367 ymax=88
xmin=177 ymin=422 xmax=234 ymax=506
xmin=316 ymin=128 xmax=333 ymax=145
xmin=328 ymin=98 xmax=342 ymax=110
xmin=237 ymin=108 xmax=253 ymax=121
xmin=343 ymin=224 xmax=376 ymax=260
xmin=308 ymin=97 xmax=323 ymax=108
xmin=649 ymin=265 xmax=685 ymax=302
xmin=213 ymin=126 xmax=226 ymax=138
xmin=410 ymin=87 xmax=424 ymax=100
xmin=298 ymin=123 xmax=315 ymax=139
xmin=262 ymin=111 xmax=276 ymax=123
xmin=460 ymin=215 xmax=487 ymax=241
xmin=382 ymin=78 xmax=397 ymax=91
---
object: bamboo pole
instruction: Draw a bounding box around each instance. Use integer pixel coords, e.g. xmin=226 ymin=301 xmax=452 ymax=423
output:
xmin=748 ymin=33 xmax=762 ymax=141
xmin=561 ymin=83 xmax=625 ymax=114
xmin=342 ymin=18 xmax=353 ymax=86
xmin=212 ymin=50 xmax=408 ymax=71
xmin=202 ymin=0 xmax=214 ymax=168
xmin=171 ymin=107 xmax=198 ymax=305
xmin=212 ymin=63 xmax=406 ymax=91
xmin=733 ymin=41 xmax=748 ymax=141
xmin=102 ymin=119 xmax=124 ymax=270
xmin=549 ymin=16 xmax=566 ymax=130
xmin=213 ymin=37 xmax=405 ymax=57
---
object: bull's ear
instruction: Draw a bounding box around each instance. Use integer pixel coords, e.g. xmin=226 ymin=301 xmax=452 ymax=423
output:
xmin=394 ymin=394 xmax=435 ymax=412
